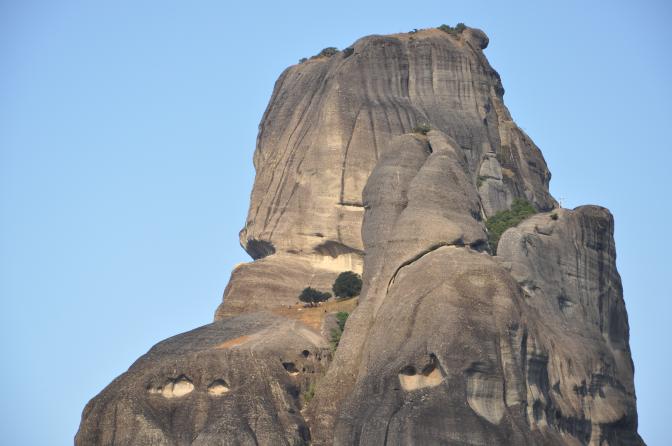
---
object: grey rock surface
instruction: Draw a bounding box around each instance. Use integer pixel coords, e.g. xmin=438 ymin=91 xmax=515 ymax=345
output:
xmin=496 ymin=206 xmax=640 ymax=444
xmin=77 ymin=313 xmax=330 ymax=446
xmin=77 ymin=26 xmax=642 ymax=445
xmin=220 ymin=26 xmax=555 ymax=319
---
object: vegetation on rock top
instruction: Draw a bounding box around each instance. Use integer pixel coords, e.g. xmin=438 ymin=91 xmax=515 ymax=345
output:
xmin=438 ymin=23 xmax=467 ymax=35
xmin=485 ymin=199 xmax=537 ymax=254
xmin=299 ymin=47 xmax=342 ymax=64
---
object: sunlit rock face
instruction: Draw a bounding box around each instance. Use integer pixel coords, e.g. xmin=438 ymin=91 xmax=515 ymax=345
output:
xmin=215 ymin=26 xmax=555 ymax=319
xmin=77 ymin=26 xmax=642 ymax=446
xmin=76 ymin=314 xmax=331 ymax=446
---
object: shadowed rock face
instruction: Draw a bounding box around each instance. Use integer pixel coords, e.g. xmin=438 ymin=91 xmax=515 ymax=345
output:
xmin=77 ymin=27 xmax=642 ymax=445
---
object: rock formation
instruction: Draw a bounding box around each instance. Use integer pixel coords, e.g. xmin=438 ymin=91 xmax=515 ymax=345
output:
xmin=77 ymin=26 xmax=643 ymax=445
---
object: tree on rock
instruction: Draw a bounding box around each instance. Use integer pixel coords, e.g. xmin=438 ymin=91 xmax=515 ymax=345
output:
xmin=299 ymin=287 xmax=331 ymax=306
xmin=332 ymin=271 xmax=363 ymax=299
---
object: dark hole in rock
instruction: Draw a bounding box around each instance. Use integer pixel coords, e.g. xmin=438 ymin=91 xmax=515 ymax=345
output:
xmin=298 ymin=425 xmax=311 ymax=442
xmin=533 ymin=400 xmax=544 ymax=422
xmin=558 ymin=295 xmax=574 ymax=312
xmin=207 ymin=379 xmax=230 ymax=396
xmin=283 ymin=362 xmax=300 ymax=375
xmin=470 ymin=239 xmax=488 ymax=251
xmin=574 ymin=381 xmax=587 ymax=397
xmin=313 ymin=240 xmax=363 ymax=258
xmin=399 ymin=354 xmax=445 ymax=392
xmin=245 ymin=239 xmax=276 ymax=260
xmin=421 ymin=354 xmax=439 ymax=376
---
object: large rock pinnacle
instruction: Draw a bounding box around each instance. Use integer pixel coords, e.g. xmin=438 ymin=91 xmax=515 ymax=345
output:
xmin=77 ymin=26 xmax=642 ymax=446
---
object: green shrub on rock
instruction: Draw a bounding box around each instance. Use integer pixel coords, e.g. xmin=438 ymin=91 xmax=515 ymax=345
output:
xmin=332 ymin=271 xmax=363 ymax=299
xmin=330 ymin=311 xmax=350 ymax=351
xmin=299 ymin=287 xmax=331 ymax=306
xmin=438 ymin=23 xmax=467 ymax=35
xmin=302 ymin=382 xmax=316 ymax=404
xmin=485 ymin=199 xmax=537 ymax=254
xmin=315 ymin=47 xmax=338 ymax=58
xmin=412 ymin=122 xmax=431 ymax=135
xmin=336 ymin=311 xmax=349 ymax=331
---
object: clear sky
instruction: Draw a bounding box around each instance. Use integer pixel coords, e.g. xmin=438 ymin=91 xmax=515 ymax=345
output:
xmin=1 ymin=1 xmax=670 ymax=444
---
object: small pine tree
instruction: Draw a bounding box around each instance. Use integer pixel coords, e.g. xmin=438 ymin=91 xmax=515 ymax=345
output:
xmin=332 ymin=271 xmax=363 ymax=299
xmin=299 ymin=287 xmax=331 ymax=306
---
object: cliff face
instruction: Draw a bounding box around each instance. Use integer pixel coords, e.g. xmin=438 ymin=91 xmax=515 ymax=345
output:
xmin=77 ymin=27 xmax=642 ymax=446
xmin=215 ymin=27 xmax=555 ymax=319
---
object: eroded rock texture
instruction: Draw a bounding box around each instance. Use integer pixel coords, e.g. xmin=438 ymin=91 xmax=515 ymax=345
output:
xmin=77 ymin=26 xmax=642 ymax=445
xmin=76 ymin=314 xmax=329 ymax=446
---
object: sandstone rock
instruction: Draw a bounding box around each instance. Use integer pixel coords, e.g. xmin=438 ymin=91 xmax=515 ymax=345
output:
xmin=478 ymin=152 xmax=513 ymax=216
xmin=76 ymin=313 xmax=330 ymax=446
xmin=77 ymin=26 xmax=641 ymax=445
xmin=496 ymin=206 xmax=641 ymax=444
xmin=214 ymin=253 xmax=361 ymax=318
xmin=230 ymin=26 xmax=554 ymax=316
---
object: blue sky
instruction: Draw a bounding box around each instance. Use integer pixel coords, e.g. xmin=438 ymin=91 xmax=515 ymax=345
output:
xmin=1 ymin=1 xmax=670 ymax=444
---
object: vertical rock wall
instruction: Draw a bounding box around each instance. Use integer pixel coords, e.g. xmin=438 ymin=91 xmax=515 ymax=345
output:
xmin=77 ymin=26 xmax=642 ymax=446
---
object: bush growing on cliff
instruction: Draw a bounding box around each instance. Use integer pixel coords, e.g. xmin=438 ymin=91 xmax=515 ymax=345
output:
xmin=485 ymin=199 xmax=537 ymax=254
xmin=330 ymin=311 xmax=350 ymax=350
xmin=438 ymin=23 xmax=467 ymax=35
xmin=299 ymin=287 xmax=331 ymax=306
xmin=332 ymin=271 xmax=363 ymax=299
xmin=303 ymin=47 xmax=340 ymax=62
xmin=412 ymin=122 xmax=431 ymax=135
xmin=302 ymin=381 xmax=316 ymax=404
xmin=314 ymin=47 xmax=339 ymax=58
xmin=336 ymin=311 xmax=349 ymax=331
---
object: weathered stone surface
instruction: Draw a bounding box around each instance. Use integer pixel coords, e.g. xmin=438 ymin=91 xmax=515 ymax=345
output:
xmin=306 ymin=138 xmax=641 ymax=444
xmin=76 ymin=313 xmax=330 ymax=446
xmin=214 ymin=253 xmax=361 ymax=318
xmin=496 ymin=206 xmax=641 ymax=444
xmin=479 ymin=152 xmax=513 ymax=216
xmin=77 ymin=26 xmax=642 ymax=446
xmin=223 ymin=26 xmax=554 ymax=317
